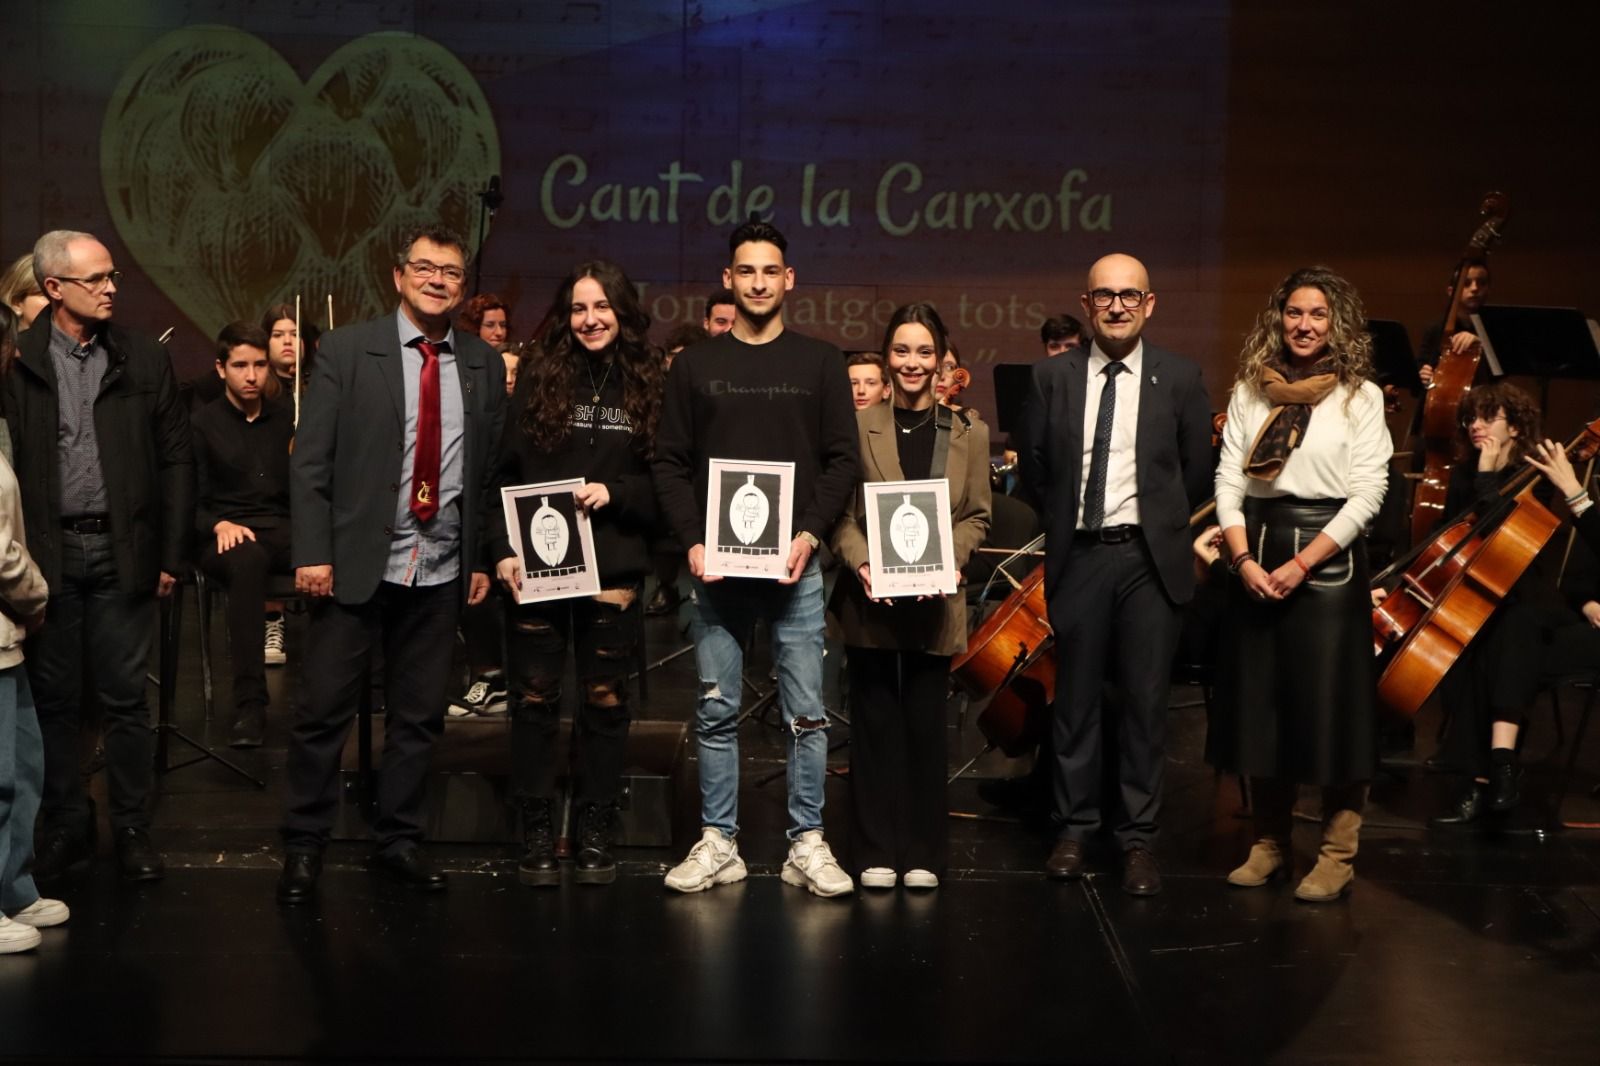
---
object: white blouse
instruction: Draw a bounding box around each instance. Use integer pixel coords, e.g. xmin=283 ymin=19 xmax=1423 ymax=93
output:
xmin=1213 ymin=378 xmax=1392 ymax=549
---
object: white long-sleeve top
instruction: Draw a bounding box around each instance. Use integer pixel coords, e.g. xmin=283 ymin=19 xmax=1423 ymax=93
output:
xmin=1213 ymin=378 xmax=1392 ymax=549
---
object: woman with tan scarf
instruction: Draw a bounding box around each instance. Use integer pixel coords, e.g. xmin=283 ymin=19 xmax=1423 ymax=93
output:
xmin=1210 ymin=267 xmax=1392 ymax=902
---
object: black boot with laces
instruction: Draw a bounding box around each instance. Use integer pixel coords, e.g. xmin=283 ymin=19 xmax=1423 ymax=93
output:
xmin=574 ymin=802 xmax=618 ymax=885
xmin=518 ymin=799 xmax=560 ymax=887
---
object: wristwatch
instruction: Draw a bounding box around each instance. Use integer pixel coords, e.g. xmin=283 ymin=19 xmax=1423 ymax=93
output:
xmin=797 ymin=530 xmax=821 ymax=550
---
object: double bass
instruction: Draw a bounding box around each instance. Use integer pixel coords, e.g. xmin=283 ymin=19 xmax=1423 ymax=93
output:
xmin=1373 ymin=416 xmax=1600 ymax=718
xmin=1409 ymin=192 xmax=1510 ymax=543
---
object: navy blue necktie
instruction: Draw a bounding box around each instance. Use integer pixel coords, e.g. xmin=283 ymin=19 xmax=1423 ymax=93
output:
xmin=1083 ymin=361 xmax=1127 ymax=530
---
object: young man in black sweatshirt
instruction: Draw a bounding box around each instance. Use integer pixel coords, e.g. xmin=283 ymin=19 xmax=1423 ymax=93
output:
xmin=654 ymin=220 xmax=860 ymax=896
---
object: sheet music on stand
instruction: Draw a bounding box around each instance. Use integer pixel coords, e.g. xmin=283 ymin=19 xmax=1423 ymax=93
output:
xmin=1470 ymin=305 xmax=1600 ymax=382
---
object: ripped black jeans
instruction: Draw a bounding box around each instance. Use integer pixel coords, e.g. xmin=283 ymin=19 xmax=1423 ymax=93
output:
xmin=506 ymin=586 xmax=640 ymax=805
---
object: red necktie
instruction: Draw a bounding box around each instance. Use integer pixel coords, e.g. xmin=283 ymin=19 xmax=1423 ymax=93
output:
xmin=411 ymin=340 xmax=441 ymax=523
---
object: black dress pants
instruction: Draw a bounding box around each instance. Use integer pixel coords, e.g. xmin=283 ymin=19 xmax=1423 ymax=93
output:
xmin=199 ymin=525 xmax=292 ymax=713
xmin=1048 ymin=534 xmax=1181 ymax=850
xmin=281 ymin=579 xmax=460 ymax=854
xmin=846 ymin=647 xmax=951 ymax=875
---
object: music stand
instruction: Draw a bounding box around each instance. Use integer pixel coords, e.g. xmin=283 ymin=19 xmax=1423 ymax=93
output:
xmin=1366 ymin=319 xmax=1420 ymax=394
xmin=991 ymin=363 xmax=1034 ymax=437
xmin=1470 ymin=306 xmax=1600 ymax=382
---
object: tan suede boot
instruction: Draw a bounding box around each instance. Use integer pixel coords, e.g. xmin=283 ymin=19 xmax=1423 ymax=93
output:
xmin=1228 ymin=777 xmax=1294 ymax=887
xmin=1295 ymin=784 xmax=1365 ymax=902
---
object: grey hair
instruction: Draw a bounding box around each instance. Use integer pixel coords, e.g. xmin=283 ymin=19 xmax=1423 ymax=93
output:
xmin=32 ymin=230 xmax=99 ymax=292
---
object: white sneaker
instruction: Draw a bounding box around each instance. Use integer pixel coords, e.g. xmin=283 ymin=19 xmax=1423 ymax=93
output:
xmin=9 ymin=898 xmax=69 ymax=928
xmin=447 ymin=677 xmax=508 ymax=718
xmin=860 ymin=867 xmax=897 ymax=889
xmin=903 ymin=869 xmax=939 ymax=890
xmin=664 ymin=828 xmax=748 ymax=893
xmin=781 ymin=830 xmax=855 ymax=897
xmin=0 ymin=916 xmax=42 ymax=954
xmin=263 ymin=617 xmax=287 ymax=666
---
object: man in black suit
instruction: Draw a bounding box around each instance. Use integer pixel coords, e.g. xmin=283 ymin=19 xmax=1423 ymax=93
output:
xmin=1021 ymin=253 xmax=1211 ymax=895
xmin=277 ymin=225 xmax=503 ymax=903
xmin=5 ymin=229 xmax=193 ymax=883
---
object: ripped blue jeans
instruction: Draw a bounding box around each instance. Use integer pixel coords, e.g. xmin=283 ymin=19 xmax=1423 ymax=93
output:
xmin=687 ymin=560 xmax=827 ymax=840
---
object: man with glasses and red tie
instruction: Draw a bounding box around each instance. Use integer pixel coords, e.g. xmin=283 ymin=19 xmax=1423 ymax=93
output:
xmin=277 ymin=225 xmax=504 ymax=904
xmin=1021 ymin=254 xmax=1211 ymax=896
xmin=4 ymin=230 xmax=193 ymax=884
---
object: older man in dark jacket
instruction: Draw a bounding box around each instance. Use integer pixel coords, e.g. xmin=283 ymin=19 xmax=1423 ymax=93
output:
xmin=3 ymin=230 xmax=193 ymax=882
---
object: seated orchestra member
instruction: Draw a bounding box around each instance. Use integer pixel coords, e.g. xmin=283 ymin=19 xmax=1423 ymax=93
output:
xmin=259 ymin=303 xmax=319 ymax=405
xmin=702 ymin=288 xmax=736 ymax=337
xmin=1415 ymin=257 xmax=1490 ymax=387
xmin=191 ymin=322 xmax=293 ymax=748
xmin=831 ymin=303 xmax=990 ymax=890
xmin=934 ymin=342 xmax=965 ymax=411
xmin=1041 ymin=313 xmax=1086 ymax=358
xmin=1427 ymin=384 xmax=1597 ymax=825
xmin=0 ymin=303 xmax=65 ymax=955
xmin=845 ymin=349 xmax=891 ymax=410
xmin=1211 ymin=266 xmax=1391 ymax=902
xmin=489 ymin=261 xmax=662 ymax=887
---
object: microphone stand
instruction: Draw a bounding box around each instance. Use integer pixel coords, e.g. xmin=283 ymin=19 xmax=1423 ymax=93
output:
xmin=474 ymin=175 xmax=504 ymax=296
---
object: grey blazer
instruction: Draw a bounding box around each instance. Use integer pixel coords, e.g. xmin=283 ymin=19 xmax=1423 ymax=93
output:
xmin=290 ymin=313 xmax=505 ymax=605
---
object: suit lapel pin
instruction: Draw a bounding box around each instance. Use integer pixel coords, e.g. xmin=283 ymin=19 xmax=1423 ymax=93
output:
xmin=1150 ymin=375 xmax=1158 ymax=385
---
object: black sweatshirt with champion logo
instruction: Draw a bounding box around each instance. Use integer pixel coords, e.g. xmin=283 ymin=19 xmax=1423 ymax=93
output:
xmin=652 ymin=329 xmax=860 ymax=554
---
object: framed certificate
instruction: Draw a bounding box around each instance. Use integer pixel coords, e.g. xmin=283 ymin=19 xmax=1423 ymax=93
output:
xmin=863 ymin=478 xmax=957 ymax=597
xmin=500 ymin=479 xmax=602 ymax=604
xmin=704 ymin=458 xmax=795 ymax=580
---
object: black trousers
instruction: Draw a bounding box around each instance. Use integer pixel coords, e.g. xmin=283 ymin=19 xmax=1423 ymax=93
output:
xmin=506 ymin=588 xmax=639 ymax=806
xmin=24 ymin=530 xmax=155 ymax=835
xmin=846 ymin=647 xmax=951 ymax=876
xmin=281 ymin=579 xmax=460 ymax=854
xmin=1048 ymin=534 xmax=1181 ymax=849
xmin=199 ymin=525 xmax=292 ymax=713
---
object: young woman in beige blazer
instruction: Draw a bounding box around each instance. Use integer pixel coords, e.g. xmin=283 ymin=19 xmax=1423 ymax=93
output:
xmin=830 ymin=303 xmax=991 ymax=889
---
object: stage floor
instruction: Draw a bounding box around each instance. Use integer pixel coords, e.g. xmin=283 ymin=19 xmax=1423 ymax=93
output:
xmin=3 ymin=598 xmax=1600 ymax=1064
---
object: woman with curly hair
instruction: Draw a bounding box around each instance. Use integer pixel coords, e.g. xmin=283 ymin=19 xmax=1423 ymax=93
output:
xmin=487 ymin=261 xmax=663 ymax=887
xmin=1210 ymin=266 xmax=1391 ymax=902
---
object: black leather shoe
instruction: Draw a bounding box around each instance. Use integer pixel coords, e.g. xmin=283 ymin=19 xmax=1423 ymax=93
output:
xmin=1429 ymin=782 xmax=1488 ymax=828
xmin=1045 ymin=838 xmax=1086 ymax=881
xmin=1487 ymin=760 xmax=1521 ymax=813
xmin=229 ymin=705 xmax=266 ymax=749
xmin=31 ymin=830 xmax=94 ymax=882
xmin=114 ymin=828 xmax=165 ymax=882
xmin=573 ymin=802 xmax=617 ymax=885
xmin=1122 ymin=847 xmax=1161 ymax=897
xmin=517 ymin=800 xmax=560 ymax=887
xmin=276 ymin=852 xmax=322 ymax=905
xmin=369 ymin=846 xmax=448 ymax=891
xmin=644 ymin=586 xmax=680 ymax=617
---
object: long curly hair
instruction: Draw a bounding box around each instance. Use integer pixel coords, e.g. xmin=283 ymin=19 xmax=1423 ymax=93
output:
xmin=519 ymin=261 xmax=662 ymax=456
xmin=1235 ymin=266 xmax=1373 ymax=399
xmin=1455 ymin=380 xmax=1540 ymax=465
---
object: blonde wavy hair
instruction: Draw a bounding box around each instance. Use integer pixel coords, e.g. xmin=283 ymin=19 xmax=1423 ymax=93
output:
xmin=1235 ymin=266 xmax=1373 ymax=398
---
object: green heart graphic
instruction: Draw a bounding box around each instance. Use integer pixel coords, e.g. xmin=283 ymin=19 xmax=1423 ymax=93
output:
xmin=102 ymin=26 xmax=500 ymax=339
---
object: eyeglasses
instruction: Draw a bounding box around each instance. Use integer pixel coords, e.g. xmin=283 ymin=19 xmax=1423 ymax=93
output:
xmin=405 ymin=260 xmax=466 ymax=284
xmin=1087 ymin=288 xmax=1148 ymax=310
xmin=1461 ymin=413 xmax=1507 ymax=429
xmin=53 ymin=270 xmax=123 ymax=291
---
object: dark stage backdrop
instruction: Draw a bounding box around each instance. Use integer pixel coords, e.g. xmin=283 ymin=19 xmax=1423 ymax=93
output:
xmin=2 ymin=2 xmax=1597 ymax=428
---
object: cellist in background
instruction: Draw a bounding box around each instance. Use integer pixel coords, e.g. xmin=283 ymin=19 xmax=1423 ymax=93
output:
xmin=1416 ymin=257 xmax=1491 ymax=387
xmin=1210 ymin=267 xmax=1391 ymax=903
xmin=1426 ymin=384 xmax=1598 ymax=827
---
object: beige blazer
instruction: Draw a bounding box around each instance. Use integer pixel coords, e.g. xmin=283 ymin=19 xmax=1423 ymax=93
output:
xmin=0 ymin=452 xmax=47 ymax=668
xmin=829 ymin=403 xmax=991 ymax=656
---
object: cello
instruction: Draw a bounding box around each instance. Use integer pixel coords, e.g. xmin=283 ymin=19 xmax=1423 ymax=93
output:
xmin=1409 ymin=191 xmax=1510 ymax=543
xmin=1373 ymin=416 xmax=1600 ymax=718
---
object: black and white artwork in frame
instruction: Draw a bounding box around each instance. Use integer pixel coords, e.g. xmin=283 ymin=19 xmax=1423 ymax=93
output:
xmin=864 ymin=478 xmax=957 ymax=597
xmin=704 ymin=458 xmax=795 ymax=579
xmin=501 ymin=478 xmax=601 ymax=604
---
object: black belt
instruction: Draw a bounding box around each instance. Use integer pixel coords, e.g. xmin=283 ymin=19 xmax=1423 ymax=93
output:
xmin=1075 ymin=524 xmax=1140 ymax=544
xmin=61 ymin=515 xmax=111 ymax=534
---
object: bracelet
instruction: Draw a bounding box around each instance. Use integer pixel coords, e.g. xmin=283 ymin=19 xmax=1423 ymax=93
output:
xmin=1564 ymin=488 xmax=1589 ymax=505
xmin=1573 ymin=495 xmax=1594 ymax=518
xmin=1227 ymin=551 xmax=1255 ymax=575
xmin=1291 ymin=554 xmax=1310 ymax=576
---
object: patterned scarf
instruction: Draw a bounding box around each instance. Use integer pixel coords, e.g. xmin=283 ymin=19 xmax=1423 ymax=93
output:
xmin=1244 ymin=356 xmax=1339 ymax=481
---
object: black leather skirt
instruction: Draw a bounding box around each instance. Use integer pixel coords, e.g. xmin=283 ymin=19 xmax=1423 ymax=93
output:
xmin=1208 ymin=496 xmax=1378 ymax=785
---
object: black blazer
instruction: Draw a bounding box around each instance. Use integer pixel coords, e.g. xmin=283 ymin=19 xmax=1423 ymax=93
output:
xmin=5 ymin=320 xmax=194 ymax=594
xmin=1021 ymin=342 xmax=1212 ymax=605
xmin=290 ymin=313 xmax=505 ymax=606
